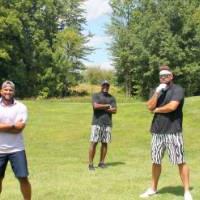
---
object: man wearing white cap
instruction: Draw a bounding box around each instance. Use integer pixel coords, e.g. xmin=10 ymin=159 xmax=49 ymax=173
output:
xmin=0 ymin=81 xmax=31 ymax=200
xmin=88 ymin=80 xmax=117 ymax=170
xmin=140 ymin=66 xmax=192 ymax=200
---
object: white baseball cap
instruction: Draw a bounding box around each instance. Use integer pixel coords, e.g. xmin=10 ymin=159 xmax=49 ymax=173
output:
xmin=1 ymin=80 xmax=15 ymax=90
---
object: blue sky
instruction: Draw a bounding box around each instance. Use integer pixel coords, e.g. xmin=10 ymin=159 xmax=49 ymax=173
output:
xmin=83 ymin=0 xmax=113 ymax=70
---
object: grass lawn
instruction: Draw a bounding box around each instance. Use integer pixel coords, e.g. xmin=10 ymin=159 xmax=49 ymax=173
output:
xmin=1 ymin=96 xmax=200 ymax=200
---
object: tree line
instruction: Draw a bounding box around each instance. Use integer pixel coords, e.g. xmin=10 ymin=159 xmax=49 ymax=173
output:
xmin=108 ymin=0 xmax=200 ymax=98
xmin=1 ymin=0 xmax=200 ymax=98
xmin=0 ymin=0 xmax=90 ymax=98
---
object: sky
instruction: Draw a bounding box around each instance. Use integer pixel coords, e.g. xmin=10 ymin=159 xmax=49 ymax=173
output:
xmin=82 ymin=0 xmax=113 ymax=70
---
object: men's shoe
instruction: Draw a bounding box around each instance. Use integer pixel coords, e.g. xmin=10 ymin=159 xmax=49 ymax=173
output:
xmin=140 ymin=188 xmax=157 ymax=198
xmin=88 ymin=164 xmax=95 ymax=171
xmin=98 ymin=162 xmax=107 ymax=169
xmin=184 ymin=191 xmax=193 ymax=200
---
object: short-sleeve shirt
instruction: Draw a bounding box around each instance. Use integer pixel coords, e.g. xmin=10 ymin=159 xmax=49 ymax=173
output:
xmin=150 ymin=84 xmax=184 ymax=134
xmin=92 ymin=92 xmax=117 ymax=127
xmin=0 ymin=99 xmax=28 ymax=153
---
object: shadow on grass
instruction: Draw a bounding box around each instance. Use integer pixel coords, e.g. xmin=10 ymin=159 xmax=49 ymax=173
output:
xmin=158 ymin=186 xmax=193 ymax=196
xmin=106 ymin=161 xmax=125 ymax=167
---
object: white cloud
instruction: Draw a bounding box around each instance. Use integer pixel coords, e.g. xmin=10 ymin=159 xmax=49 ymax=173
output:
xmin=82 ymin=1 xmax=113 ymax=70
xmin=83 ymin=0 xmax=112 ymax=21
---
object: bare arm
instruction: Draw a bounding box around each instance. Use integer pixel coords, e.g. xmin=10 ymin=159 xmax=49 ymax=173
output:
xmin=153 ymin=101 xmax=180 ymax=113
xmin=93 ymin=102 xmax=110 ymax=110
xmin=0 ymin=123 xmax=13 ymax=132
xmin=0 ymin=120 xmax=26 ymax=134
xmin=10 ymin=121 xmax=26 ymax=133
xmin=146 ymin=92 xmax=159 ymax=111
xmin=147 ymin=83 xmax=168 ymax=111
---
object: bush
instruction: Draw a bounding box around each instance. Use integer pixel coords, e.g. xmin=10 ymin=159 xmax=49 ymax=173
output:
xmin=84 ymin=67 xmax=115 ymax=85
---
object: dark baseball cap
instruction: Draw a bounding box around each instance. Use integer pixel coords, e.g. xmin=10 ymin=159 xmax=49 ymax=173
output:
xmin=101 ymin=80 xmax=110 ymax=86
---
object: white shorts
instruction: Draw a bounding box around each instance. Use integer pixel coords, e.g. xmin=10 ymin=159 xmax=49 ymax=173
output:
xmin=151 ymin=133 xmax=185 ymax=165
xmin=90 ymin=125 xmax=112 ymax=143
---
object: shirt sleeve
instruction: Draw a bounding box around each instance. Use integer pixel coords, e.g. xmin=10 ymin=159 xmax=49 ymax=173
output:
xmin=15 ymin=104 xmax=28 ymax=123
xmin=92 ymin=94 xmax=99 ymax=104
xmin=111 ymin=97 xmax=117 ymax=108
xmin=171 ymin=86 xmax=184 ymax=102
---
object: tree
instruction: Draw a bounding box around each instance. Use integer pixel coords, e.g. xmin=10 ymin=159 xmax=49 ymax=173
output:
xmin=108 ymin=0 xmax=137 ymax=97
xmin=84 ymin=66 xmax=115 ymax=85
xmin=108 ymin=0 xmax=200 ymax=98
xmin=0 ymin=0 xmax=91 ymax=97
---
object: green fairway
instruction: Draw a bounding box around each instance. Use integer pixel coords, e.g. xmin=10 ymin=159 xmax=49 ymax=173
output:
xmin=1 ymin=97 xmax=200 ymax=200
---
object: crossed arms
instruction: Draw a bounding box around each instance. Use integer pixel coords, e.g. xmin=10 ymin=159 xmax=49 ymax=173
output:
xmin=147 ymin=93 xmax=180 ymax=113
xmin=0 ymin=120 xmax=26 ymax=134
xmin=93 ymin=102 xmax=117 ymax=114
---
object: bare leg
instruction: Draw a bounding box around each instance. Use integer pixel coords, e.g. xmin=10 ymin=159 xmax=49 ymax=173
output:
xmin=18 ymin=177 xmax=31 ymax=200
xmin=88 ymin=142 xmax=98 ymax=165
xmin=178 ymin=163 xmax=190 ymax=191
xmin=100 ymin=143 xmax=108 ymax=164
xmin=140 ymin=163 xmax=160 ymax=198
xmin=151 ymin=163 xmax=162 ymax=191
xmin=0 ymin=177 xmax=3 ymax=194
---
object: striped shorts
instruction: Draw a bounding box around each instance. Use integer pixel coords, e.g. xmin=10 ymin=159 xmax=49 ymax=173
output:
xmin=90 ymin=125 xmax=112 ymax=143
xmin=151 ymin=133 xmax=185 ymax=165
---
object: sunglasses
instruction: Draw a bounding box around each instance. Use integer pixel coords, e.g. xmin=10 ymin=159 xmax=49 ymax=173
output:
xmin=159 ymin=74 xmax=171 ymax=78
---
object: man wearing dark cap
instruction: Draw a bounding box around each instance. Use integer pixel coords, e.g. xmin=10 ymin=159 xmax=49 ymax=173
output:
xmin=88 ymin=80 xmax=117 ymax=170
xmin=0 ymin=81 xmax=31 ymax=200
xmin=140 ymin=66 xmax=192 ymax=200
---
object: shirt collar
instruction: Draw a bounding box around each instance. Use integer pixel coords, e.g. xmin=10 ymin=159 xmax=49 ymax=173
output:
xmin=0 ymin=98 xmax=17 ymax=106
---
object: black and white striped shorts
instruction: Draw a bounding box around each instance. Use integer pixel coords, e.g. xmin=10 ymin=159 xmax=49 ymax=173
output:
xmin=151 ymin=133 xmax=185 ymax=165
xmin=90 ymin=125 xmax=112 ymax=143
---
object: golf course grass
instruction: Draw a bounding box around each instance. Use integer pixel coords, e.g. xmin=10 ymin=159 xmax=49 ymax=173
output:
xmin=1 ymin=96 xmax=200 ymax=200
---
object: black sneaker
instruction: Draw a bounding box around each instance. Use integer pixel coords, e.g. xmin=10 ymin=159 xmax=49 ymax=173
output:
xmin=98 ymin=163 xmax=107 ymax=169
xmin=88 ymin=164 xmax=95 ymax=171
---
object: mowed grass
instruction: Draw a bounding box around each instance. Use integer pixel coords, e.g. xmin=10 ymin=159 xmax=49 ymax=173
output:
xmin=1 ymin=97 xmax=200 ymax=200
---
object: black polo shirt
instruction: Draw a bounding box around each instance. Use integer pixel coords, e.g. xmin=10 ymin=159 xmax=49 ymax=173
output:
xmin=150 ymin=83 xmax=184 ymax=134
xmin=92 ymin=92 xmax=116 ymax=127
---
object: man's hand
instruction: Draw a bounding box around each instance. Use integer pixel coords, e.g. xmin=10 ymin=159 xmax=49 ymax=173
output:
xmin=153 ymin=108 xmax=159 ymax=113
xmin=155 ymin=83 xmax=167 ymax=94
xmin=14 ymin=119 xmax=25 ymax=130
xmin=106 ymin=106 xmax=117 ymax=114
xmin=9 ymin=119 xmax=26 ymax=134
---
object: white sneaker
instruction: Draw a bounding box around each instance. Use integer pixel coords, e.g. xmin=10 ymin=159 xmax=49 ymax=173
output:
xmin=140 ymin=188 xmax=157 ymax=198
xmin=184 ymin=191 xmax=193 ymax=200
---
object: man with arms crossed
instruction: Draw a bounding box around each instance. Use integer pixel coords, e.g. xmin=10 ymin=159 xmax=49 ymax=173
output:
xmin=88 ymin=80 xmax=117 ymax=170
xmin=140 ymin=66 xmax=192 ymax=200
xmin=0 ymin=81 xmax=31 ymax=200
